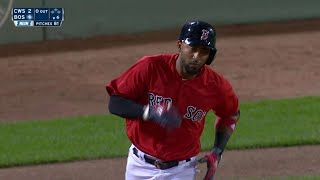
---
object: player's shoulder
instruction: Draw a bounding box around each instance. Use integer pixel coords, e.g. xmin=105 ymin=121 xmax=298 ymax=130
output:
xmin=203 ymin=66 xmax=233 ymax=90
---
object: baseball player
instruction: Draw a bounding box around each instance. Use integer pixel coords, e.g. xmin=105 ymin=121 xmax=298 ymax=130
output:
xmin=106 ymin=20 xmax=240 ymax=180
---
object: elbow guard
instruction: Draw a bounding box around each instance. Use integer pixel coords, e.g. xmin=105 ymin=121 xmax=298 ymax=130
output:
xmin=215 ymin=110 xmax=240 ymax=132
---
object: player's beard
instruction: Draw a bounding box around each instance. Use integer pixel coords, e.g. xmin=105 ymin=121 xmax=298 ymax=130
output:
xmin=184 ymin=64 xmax=200 ymax=75
xmin=179 ymin=54 xmax=203 ymax=76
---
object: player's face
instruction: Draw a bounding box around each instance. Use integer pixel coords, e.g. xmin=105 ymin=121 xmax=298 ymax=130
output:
xmin=178 ymin=41 xmax=210 ymax=75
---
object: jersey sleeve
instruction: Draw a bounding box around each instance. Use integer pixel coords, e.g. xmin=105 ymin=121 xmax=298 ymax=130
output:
xmin=106 ymin=56 xmax=151 ymax=101
xmin=213 ymin=78 xmax=240 ymax=131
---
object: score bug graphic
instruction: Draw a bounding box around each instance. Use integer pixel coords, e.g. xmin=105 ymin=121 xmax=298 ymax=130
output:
xmin=12 ymin=7 xmax=64 ymax=27
xmin=12 ymin=9 xmax=26 ymax=20
xmin=50 ymin=8 xmax=63 ymax=20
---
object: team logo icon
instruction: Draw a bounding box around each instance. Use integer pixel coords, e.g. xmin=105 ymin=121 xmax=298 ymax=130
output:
xmin=200 ymin=29 xmax=209 ymax=40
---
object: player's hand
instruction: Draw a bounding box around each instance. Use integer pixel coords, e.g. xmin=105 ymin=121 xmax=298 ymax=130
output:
xmin=143 ymin=102 xmax=182 ymax=130
xmin=198 ymin=151 xmax=221 ymax=180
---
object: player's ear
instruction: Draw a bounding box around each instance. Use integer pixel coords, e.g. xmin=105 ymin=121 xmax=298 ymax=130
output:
xmin=177 ymin=40 xmax=182 ymax=52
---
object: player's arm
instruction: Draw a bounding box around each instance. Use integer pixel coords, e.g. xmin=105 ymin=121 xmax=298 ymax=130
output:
xmin=108 ymin=94 xmax=182 ymax=130
xmin=106 ymin=57 xmax=148 ymax=118
xmin=212 ymin=109 xmax=240 ymax=156
xmin=198 ymin=80 xmax=240 ymax=180
xmin=108 ymin=95 xmax=144 ymax=118
xmin=106 ymin=57 xmax=182 ymax=129
xmin=198 ymin=111 xmax=240 ymax=180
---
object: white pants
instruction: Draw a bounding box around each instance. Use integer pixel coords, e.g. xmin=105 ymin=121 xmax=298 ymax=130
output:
xmin=125 ymin=145 xmax=197 ymax=180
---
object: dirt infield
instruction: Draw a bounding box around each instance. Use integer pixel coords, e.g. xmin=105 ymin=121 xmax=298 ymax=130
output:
xmin=1 ymin=19 xmax=320 ymax=179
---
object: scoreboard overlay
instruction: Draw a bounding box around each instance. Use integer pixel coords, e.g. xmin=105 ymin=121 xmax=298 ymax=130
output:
xmin=12 ymin=8 xmax=64 ymax=27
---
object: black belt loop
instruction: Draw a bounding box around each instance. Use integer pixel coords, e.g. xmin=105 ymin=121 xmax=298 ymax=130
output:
xmin=132 ymin=147 xmax=191 ymax=170
xmin=133 ymin=146 xmax=139 ymax=158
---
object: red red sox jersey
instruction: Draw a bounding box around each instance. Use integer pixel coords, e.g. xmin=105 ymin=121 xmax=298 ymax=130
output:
xmin=106 ymin=54 xmax=239 ymax=161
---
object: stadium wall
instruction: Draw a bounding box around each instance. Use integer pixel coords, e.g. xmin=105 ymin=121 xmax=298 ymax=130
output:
xmin=1 ymin=0 xmax=320 ymax=44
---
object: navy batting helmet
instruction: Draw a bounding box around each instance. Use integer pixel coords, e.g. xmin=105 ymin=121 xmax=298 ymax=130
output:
xmin=178 ymin=20 xmax=217 ymax=65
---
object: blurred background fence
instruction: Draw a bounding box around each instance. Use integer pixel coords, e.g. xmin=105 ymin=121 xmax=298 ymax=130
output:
xmin=1 ymin=0 xmax=320 ymax=45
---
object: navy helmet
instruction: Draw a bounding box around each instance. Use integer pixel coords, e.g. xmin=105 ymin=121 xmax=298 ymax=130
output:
xmin=178 ymin=20 xmax=217 ymax=65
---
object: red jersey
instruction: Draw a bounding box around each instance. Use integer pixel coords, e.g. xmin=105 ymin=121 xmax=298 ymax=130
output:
xmin=106 ymin=54 xmax=239 ymax=161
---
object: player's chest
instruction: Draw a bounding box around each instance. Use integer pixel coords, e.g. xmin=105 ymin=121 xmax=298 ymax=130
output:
xmin=147 ymin=78 xmax=219 ymax=122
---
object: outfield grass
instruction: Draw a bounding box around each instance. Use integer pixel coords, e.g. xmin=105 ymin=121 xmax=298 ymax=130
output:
xmin=203 ymin=96 xmax=320 ymax=150
xmin=0 ymin=96 xmax=319 ymax=167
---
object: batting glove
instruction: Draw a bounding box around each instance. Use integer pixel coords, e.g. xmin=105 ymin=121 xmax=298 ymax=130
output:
xmin=198 ymin=150 xmax=221 ymax=180
xmin=142 ymin=102 xmax=182 ymax=130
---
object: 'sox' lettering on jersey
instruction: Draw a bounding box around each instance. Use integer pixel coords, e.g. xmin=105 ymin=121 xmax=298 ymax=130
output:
xmin=184 ymin=106 xmax=206 ymax=122
xmin=148 ymin=92 xmax=172 ymax=107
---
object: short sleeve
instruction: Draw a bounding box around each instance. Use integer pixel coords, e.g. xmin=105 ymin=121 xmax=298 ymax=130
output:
xmin=106 ymin=57 xmax=151 ymax=101
xmin=213 ymin=78 xmax=239 ymax=119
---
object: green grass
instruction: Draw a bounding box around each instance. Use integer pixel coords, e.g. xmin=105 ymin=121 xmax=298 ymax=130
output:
xmin=202 ymin=96 xmax=320 ymax=150
xmin=0 ymin=114 xmax=130 ymax=167
xmin=0 ymin=96 xmax=319 ymax=167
